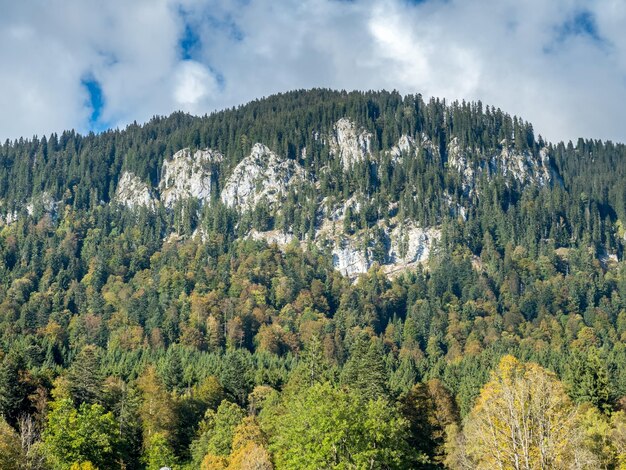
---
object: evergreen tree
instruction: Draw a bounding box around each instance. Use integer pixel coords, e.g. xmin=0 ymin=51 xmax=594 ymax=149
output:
xmin=67 ymin=345 xmax=104 ymax=406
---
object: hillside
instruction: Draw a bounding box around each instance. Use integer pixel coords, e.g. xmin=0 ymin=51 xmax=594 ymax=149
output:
xmin=1 ymin=89 xmax=626 ymax=468
xmin=3 ymin=90 xmax=625 ymax=274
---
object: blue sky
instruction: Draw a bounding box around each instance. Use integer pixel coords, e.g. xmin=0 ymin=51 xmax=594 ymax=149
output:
xmin=1 ymin=0 xmax=626 ymax=144
xmin=81 ymin=75 xmax=106 ymax=131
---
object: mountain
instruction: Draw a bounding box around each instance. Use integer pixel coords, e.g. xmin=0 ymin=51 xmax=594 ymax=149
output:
xmin=2 ymin=89 xmax=622 ymax=277
xmin=1 ymin=89 xmax=626 ymax=468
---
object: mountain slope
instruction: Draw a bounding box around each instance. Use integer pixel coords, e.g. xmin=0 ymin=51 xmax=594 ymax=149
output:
xmin=2 ymin=90 xmax=626 ymax=468
xmin=4 ymin=89 xmax=622 ymax=278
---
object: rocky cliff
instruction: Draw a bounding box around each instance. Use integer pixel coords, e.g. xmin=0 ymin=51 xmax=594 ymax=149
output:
xmin=159 ymin=148 xmax=223 ymax=207
xmin=317 ymin=217 xmax=440 ymax=279
xmin=447 ymin=137 xmax=552 ymax=195
xmin=221 ymin=143 xmax=308 ymax=211
xmin=388 ymin=133 xmax=438 ymax=163
xmin=115 ymin=171 xmax=156 ymax=209
xmin=329 ymin=118 xmax=373 ymax=170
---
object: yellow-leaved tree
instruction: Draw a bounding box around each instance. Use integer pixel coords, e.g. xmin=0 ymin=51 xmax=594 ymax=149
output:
xmin=227 ymin=416 xmax=272 ymax=470
xmin=0 ymin=417 xmax=26 ymax=469
xmin=449 ymin=355 xmax=599 ymax=469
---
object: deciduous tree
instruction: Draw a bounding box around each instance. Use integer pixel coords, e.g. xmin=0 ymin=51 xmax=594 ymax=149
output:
xmin=459 ymin=355 xmax=598 ymax=469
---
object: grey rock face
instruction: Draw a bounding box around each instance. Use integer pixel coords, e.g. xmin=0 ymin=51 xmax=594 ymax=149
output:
xmin=329 ymin=118 xmax=372 ymax=170
xmin=447 ymin=137 xmax=552 ymax=195
xmin=159 ymin=148 xmax=223 ymax=207
xmin=115 ymin=171 xmax=156 ymax=210
xmin=221 ymin=143 xmax=307 ymax=211
xmin=329 ymin=221 xmax=440 ymax=279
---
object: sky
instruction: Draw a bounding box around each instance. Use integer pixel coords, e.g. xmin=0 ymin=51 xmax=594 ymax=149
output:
xmin=1 ymin=0 xmax=626 ymax=144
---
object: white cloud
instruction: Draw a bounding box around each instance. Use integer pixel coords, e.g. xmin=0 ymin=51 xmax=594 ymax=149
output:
xmin=367 ymin=2 xmax=482 ymax=100
xmin=0 ymin=0 xmax=625 ymax=143
xmin=174 ymin=60 xmax=219 ymax=110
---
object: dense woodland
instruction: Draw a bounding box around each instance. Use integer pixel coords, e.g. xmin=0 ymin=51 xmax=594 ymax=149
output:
xmin=1 ymin=90 xmax=626 ymax=468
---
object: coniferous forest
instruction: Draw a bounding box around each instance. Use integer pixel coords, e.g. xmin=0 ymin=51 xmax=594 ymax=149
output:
xmin=1 ymin=89 xmax=626 ymax=468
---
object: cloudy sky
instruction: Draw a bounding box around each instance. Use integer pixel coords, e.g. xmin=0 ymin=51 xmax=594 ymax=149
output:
xmin=2 ymin=0 xmax=626 ymax=144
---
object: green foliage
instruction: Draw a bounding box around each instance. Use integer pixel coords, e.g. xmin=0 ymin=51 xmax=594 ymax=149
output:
xmin=190 ymin=400 xmax=246 ymax=466
xmin=565 ymin=349 xmax=612 ymax=412
xmin=0 ymin=351 xmax=34 ymax=425
xmin=1 ymin=89 xmax=626 ymax=467
xmin=67 ymin=345 xmax=103 ymax=405
xmin=143 ymin=432 xmax=177 ymax=470
xmin=0 ymin=416 xmax=26 ymax=469
xmin=42 ymin=398 xmax=120 ymax=469
xmin=269 ymin=382 xmax=416 ymax=469
xmin=340 ymin=333 xmax=389 ymax=400
xmin=219 ymin=351 xmax=253 ymax=406
xmin=400 ymin=379 xmax=460 ymax=466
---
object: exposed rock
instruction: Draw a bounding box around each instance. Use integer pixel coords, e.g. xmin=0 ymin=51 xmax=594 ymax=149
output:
xmin=490 ymin=144 xmax=552 ymax=186
xmin=447 ymin=137 xmax=476 ymax=195
xmin=163 ymin=232 xmax=183 ymax=244
xmin=159 ymin=148 xmax=223 ymax=207
xmin=249 ymin=229 xmax=297 ymax=247
xmin=221 ymin=143 xmax=307 ymax=211
xmin=598 ymin=247 xmax=619 ymax=268
xmin=389 ymin=135 xmax=415 ymax=161
xmin=1 ymin=192 xmax=59 ymax=225
xmin=471 ymin=255 xmax=484 ymax=272
xmin=191 ymin=227 xmax=208 ymax=244
xmin=241 ymin=209 xmax=440 ymax=279
xmin=454 ymin=205 xmax=467 ymax=221
xmin=329 ymin=118 xmax=372 ymax=170
xmin=316 ymin=195 xmax=363 ymax=246
xmin=444 ymin=194 xmax=468 ymax=221
xmin=388 ymin=133 xmax=439 ymax=164
xmin=27 ymin=192 xmax=59 ymax=219
xmin=0 ymin=210 xmax=18 ymax=226
xmin=115 ymin=171 xmax=156 ymax=210
xmin=6 ymin=211 xmax=18 ymax=224
xmin=332 ymin=238 xmax=370 ymax=278
xmin=383 ymin=223 xmax=441 ymax=276
xmin=319 ymin=218 xmax=440 ymax=279
xmin=447 ymin=137 xmax=552 ymax=195
xmin=419 ymin=133 xmax=439 ymax=158
xmin=42 ymin=192 xmax=58 ymax=214
xmin=324 ymin=194 xmax=362 ymax=222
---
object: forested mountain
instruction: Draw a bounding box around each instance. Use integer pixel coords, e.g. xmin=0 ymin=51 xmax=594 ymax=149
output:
xmin=1 ymin=89 xmax=626 ymax=468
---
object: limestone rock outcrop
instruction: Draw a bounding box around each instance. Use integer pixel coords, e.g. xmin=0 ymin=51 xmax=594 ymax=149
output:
xmin=221 ymin=143 xmax=307 ymax=211
xmin=329 ymin=118 xmax=372 ymax=170
xmin=115 ymin=171 xmax=156 ymax=210
xmin=159 ymin=148 xmax=223 ymax=207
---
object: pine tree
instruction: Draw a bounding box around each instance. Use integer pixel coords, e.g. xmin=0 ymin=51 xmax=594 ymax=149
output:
xmin=341 ymin=334 xmax=389 ymax=400
xmin=68 ymin=345 xmax=104 ymax=406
